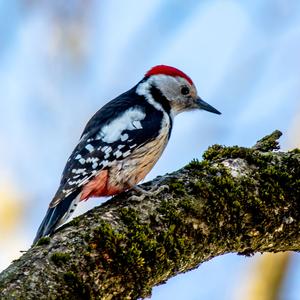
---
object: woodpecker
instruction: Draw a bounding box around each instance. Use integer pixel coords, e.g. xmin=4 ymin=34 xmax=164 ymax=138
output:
xmin=33 ymin=65 xmax=221 ymax=244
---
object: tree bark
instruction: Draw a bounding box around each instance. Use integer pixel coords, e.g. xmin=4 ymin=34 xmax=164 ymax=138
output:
xmin=0 ymin=131 xmax=299 ymax=300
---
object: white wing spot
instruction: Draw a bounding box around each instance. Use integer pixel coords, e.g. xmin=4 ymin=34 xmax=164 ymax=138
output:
xmin=86 ymin=157 xmax=99 ymax=163
xmin=85 ymin=144 xmax=94 ymax=153
xmin=121 ymin=133 xmax=129 ymax=141
xmin=68 ymin=179 xmax=82 ymax=186
xmin=122 ymin=150 xmax=131 ymax=158
xmin=114 ymin=150 xmax=123 ymax=158
xmin=103 ymin=146 xmax=112 ymax=159
xmin=75 ymin=154 xmax=82 ymax=160
xmin=92 ymin=162 xmax=98 ymax=169
xmin=79 ymin=158 xmax=86 ymax=164
xmin=105 ymin=147 xmax=112 ymax=154
xmin=101 ymin=160 xmax=109 ymax=167
xmin=72 ymin=168 xmax=86 ymax=174
xmin=118 ymin=145 xmax=125 ymax=149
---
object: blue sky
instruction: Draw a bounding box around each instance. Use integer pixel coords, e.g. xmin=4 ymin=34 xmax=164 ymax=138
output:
xmin=0 ymin=1 xmax=299 ymax=299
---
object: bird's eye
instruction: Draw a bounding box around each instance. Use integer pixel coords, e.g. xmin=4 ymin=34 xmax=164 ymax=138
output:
xmin=181 ymin=86 xmax=190 ymax=95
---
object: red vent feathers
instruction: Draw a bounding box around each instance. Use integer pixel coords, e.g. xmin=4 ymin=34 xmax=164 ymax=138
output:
xmin=145 ymin=65 xmax=193 ymax=85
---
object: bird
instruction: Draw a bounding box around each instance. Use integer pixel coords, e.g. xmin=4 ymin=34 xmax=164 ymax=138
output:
xmin=33 ymin=65 xmax=221 ymax=244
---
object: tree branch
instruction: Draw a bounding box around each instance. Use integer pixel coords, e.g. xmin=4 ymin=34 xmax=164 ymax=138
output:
xmin=0 ymin=131 xmax=299 ymax=300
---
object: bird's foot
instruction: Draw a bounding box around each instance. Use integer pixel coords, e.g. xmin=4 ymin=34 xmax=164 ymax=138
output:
xmin=128 ymin=184 xmax=169 ymax=202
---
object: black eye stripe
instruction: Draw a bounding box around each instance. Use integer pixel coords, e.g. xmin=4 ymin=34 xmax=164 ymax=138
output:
xmin=181 ymin=86 xmax=190 ymax=95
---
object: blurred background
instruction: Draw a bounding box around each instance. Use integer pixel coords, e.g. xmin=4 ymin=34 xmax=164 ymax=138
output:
xmin=0 ymin=0 xmax=299 ymax=299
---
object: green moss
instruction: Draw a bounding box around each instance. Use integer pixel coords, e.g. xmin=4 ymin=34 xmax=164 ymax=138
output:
xmin=203 ymin=131 xmax=283 ymax=163
xmin=167 ymin=177 xmax=186 ymax=196
xmin=254 ymin=130 xmax=282 ymax=152
xmin=63 ymin=271 xmax=91 ymax=300
xmin=203 ymin=145 xmax=252 ymax=162
xmin=63 ymin=272 xmax=78 ymax=285
xmin=50 ymin=252 xmax=70 ymax=267
xmin=86 ymin=205 xmax=201 ymax=299
xmin=68 ymin=216 xmax=81 ymax=226
xmin=186 ymin=158 xmax=201 ymax=169
xmin=36 ymin=237 xmax=50 ymax=246
xmin=202 ymin=143 xmax=279 ymax=169
xmin=290 ymin=148 xmax=300 ymax=154
xmin=182 ymin=135 xmax=299 ymax=253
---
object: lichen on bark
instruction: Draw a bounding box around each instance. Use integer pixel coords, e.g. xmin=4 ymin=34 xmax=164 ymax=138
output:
xmin=0 ymin=130 xmax=299 ymax=300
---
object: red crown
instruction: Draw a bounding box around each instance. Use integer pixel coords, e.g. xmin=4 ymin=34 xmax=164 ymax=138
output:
xmin=145 ymin=65 xmax=193 ymax=85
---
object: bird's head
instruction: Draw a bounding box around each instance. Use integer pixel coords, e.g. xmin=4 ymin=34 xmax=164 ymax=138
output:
xmin=137 ymin=65 xmax=221 ymax=116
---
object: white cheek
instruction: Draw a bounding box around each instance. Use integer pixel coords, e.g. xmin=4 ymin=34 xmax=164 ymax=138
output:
xmin=136 ymin=80 xmax=163 ymax=111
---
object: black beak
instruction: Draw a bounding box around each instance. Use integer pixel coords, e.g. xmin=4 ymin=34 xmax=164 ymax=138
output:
xmin=196 ymin=97 xmax=221 ymax=115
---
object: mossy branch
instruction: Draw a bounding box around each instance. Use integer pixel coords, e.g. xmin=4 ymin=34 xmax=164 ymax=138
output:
xmin=1 ymin=131 xmax=299 ymax=299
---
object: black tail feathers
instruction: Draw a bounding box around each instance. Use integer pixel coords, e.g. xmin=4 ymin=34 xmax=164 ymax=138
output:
xmin=33 ymin=190 xmax=81 ymax=244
